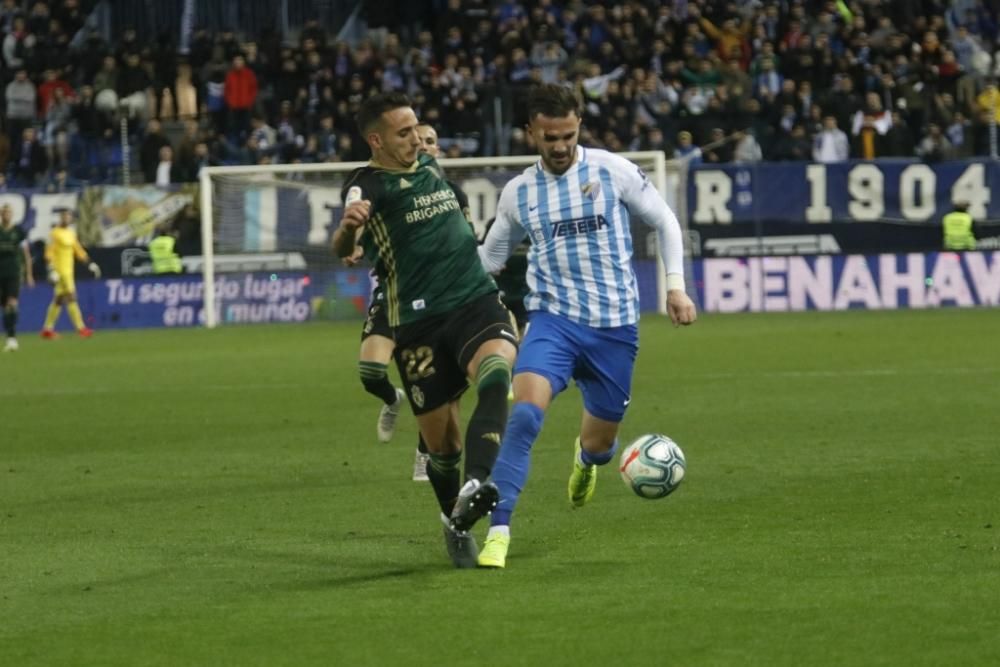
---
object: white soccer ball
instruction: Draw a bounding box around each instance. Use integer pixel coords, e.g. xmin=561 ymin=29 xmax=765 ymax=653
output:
xmin=619 ymin=434 xmax=686 ymax=499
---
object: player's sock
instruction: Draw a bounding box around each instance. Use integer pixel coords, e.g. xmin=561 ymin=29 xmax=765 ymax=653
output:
xmin=463 ymin=354 xmax=511 ymax=483
xmin=2 ymin=305 xmax=15 ymax=337
xmin=67 ymin=302 xmax=85 ymax=330
xmin=490 ymin=401 xmax=544 ymax=527
xmin=417 ymin=432 xmax=428 ymax=454
xmin=43 ymin=302 xmax=60 ymax=330
xmin=426 ymin=451 xmax=461 ymax=516
xmin=359 ymin=361 xmax=399 ymax=405
xmin=579 ymin=438 xmax=619 ymax=466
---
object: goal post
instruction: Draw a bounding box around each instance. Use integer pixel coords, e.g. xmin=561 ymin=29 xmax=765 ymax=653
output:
xmin=198 ymin=151 xmax=691 ymax=328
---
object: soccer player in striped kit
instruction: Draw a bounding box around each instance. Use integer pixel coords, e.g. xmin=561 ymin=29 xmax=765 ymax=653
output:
xmin=460 ymin=84 xmax=697 ymax=568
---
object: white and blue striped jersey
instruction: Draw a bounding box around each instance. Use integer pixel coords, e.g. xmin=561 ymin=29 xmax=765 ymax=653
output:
xmin=479 ymin=147 xmax=685 ymax=328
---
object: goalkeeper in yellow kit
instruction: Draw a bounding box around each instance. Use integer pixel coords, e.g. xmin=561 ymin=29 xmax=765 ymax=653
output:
xmin=41 ymin=208 xmax=100 ymax=339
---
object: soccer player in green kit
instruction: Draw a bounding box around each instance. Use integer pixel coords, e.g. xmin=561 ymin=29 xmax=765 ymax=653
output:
xmin=332 ymin=93 xmax=518 ymax=568
xmin=0 ymin=204 xmax=34 ymax=351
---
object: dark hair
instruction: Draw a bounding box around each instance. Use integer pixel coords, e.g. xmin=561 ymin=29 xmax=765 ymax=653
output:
xmin=355 ymin=92 xmax=412 ymax=134
xmin=526 ymin=84 xmax=579 ymax=121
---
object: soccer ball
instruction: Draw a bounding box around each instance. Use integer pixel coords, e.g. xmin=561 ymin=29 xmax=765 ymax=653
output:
xmin=619 ymin=434 xmax=686 ymax=499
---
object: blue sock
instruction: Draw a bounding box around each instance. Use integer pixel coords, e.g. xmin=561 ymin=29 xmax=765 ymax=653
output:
xmin=580 ymin=438 xmax=618 ymax=466
xmin=490 ymin=402 xmax=544 ymax=527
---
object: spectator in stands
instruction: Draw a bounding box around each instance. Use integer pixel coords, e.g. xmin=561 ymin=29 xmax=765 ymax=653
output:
xmin=117 ymin=52 xmax=153 ymax=122
xmin=93 ymin=56 xmax=118 ymax=100
xmin=812 ymin=115 xmax=849 ymax=163
xmin=71 ymin=84 xmax=114 ymax=180
xmin=174 ymin=119 xmax=200 ymax=171
xmin=703 ymin=127 xmax=733 ymax=163
xmin=5 ymin=69 xmax=37 ymax=148
xmin=13 ymin=127 xmax=47 ymax=187
xmin=882 ymin=111 xmax=916 ymax=157
xmin=0 ymin=0 xmax=22 ymax=34
xmin=674 ymin=130 xmax=702 ymax=164
xmin=753 ymin=56 xmax=782 ymax=99
xmin=946 ymin=111 xmax=973 ymax=158
xmin=733 ymin=130 xmax=762 ymax=164
xmin=154 ymin=145 xmax=181 ymax=187
xmin=44 ymin=168 xmax=81 ymax=193
xmin=315 ymin=114 xmax=338 ymax=162
xmin=852 ymin=114 xmax=888 ymax=160
xmin=3 ymin=16 xmax=35 ymax=71
xmin=139 ymin=119 xmax=171 ymax=184
xmin=174 ymin=61 xmax=198 ymax=120
xmin=174 ymin=141 xmax=214 ymax=182
xmin=224 ymin=54 xmax=258 ymax=139
xmin=772 ymin=123 xmax=811 ymax=161
xmin=43 ymin=87 xmax=72 ymax=170
xmin=201 ymin=46 xmax=229 ymax=130
xmin=247 ymin=114 xmax=276 ymax=161
xmin=37 ymin=69 xmax=74 ymax=117
xmin=917 ymin=123 xmax=955 ymax=163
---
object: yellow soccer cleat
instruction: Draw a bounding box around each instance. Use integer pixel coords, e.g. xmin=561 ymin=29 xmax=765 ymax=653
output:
xmin=568 ymin=439 xmax=597 ymax=508
xmin=477 ymin=532 xmax=510 ymax=569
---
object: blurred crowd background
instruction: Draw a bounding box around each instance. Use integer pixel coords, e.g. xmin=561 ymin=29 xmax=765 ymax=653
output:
xmin=2 ymin=0 xmax=1000 ymax=188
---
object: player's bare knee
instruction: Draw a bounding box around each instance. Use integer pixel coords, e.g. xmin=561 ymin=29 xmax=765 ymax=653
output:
xmin=512 ymin=372 xmax=552 ymax=410
xmin=580 ymin=416 xmax=621 ymax=453
xmin=468 ymin=338 xmax=516 ymax=377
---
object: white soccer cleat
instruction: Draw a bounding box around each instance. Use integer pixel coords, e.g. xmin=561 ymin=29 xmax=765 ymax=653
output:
xmin=412 ymin=449 xmax=430 ymax=481
xmin=3 ymin=337 xmax=18 ymax=352
xmin=376 ymin=388 xmax=406 ymax=442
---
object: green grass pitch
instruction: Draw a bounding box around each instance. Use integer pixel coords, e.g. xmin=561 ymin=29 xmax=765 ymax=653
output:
xmin=2 ymin=309 xmax=998 ymax=666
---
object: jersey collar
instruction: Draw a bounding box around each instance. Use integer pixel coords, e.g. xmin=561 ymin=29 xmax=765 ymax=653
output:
xmin=370 ymin=157 xmax=421 ymax=173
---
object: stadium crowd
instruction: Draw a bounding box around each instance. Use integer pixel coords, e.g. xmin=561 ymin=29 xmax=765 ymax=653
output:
xmin=1 ymin=0 xmax=1000 ymax=186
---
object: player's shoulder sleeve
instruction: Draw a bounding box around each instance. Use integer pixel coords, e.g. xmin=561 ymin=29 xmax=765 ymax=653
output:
xmin=496 ymin=171 xmax=531 ymax=229
xmin=588 ymin=148 xmax=652 ymax=201
xmin=341 ymin=166 xmax=382 ymax=207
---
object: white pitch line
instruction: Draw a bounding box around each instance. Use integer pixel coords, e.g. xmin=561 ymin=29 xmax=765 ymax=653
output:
xmin=680 ymin=367 xmax=999 ymax=380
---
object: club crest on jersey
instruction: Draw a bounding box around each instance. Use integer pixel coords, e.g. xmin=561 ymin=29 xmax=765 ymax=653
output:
xmin=581 ymin=181 xmax=601 ymax=200
xmin=411 ymin=385 xmax=425 ymax=409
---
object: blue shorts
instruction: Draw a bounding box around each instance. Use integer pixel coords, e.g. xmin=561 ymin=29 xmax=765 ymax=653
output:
xmin=515 ymin=311 xmax=638 ymax=422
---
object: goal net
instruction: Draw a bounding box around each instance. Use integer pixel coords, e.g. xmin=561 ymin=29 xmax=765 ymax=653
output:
xmin=198 ymin=152 xmax=691 ymax=328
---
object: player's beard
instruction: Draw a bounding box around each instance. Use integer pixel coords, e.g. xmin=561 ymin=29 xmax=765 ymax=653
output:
xmin=544 ymin=146 xmax=575 ymax=174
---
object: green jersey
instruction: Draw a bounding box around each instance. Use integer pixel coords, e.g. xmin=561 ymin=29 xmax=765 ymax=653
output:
xmin=341 ymin=153 xmax=496 ymax=327
xmin=0 ymin=224 xmax=28 ymax=278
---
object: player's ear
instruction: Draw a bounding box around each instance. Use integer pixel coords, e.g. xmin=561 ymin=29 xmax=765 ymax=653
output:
xmin=368 ymin=130 xmax=383 ymax=150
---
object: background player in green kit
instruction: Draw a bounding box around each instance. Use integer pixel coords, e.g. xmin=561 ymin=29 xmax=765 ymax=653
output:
xmin=332 ymin=93 xmax=518 ymax=568
xmin=0 ymin=204 xmax=34 ymax=351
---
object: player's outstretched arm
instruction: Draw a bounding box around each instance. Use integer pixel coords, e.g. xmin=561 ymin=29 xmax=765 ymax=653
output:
xmin=611 ymin=154 xmax=695 ymax=327
xmin=479 ymin=185 xmax=526 ymax=273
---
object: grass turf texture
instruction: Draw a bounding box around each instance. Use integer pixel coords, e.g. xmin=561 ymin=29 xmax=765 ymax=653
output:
xmin=2 ymin=309 xmax=998 ymax=666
